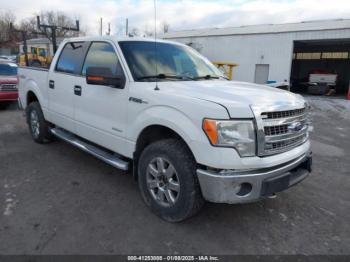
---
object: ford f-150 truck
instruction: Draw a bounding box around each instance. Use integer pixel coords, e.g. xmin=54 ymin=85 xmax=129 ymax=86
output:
xmin=18 ymin=37 xmax=312 ymax=222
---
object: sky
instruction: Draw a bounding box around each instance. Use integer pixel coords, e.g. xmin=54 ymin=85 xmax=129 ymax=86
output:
xmin=1 ymin=0 xmax=350 ymax=36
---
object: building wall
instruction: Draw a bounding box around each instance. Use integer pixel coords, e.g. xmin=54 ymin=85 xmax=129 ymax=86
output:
xmin=0 ymin=48 xmax=11 ymax=55
xmin=166 ymin=28 xmax=350 ymax=83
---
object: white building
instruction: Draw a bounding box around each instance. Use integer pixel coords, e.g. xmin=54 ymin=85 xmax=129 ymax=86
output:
xmin=163 ymin=19 xmax=350 ymax=94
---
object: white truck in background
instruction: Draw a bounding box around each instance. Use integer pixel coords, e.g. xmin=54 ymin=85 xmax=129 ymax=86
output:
xmin=308 ymin=72 xmax=338 ymax=95
xmin=18 ymin=37 xmax=312 ymax=222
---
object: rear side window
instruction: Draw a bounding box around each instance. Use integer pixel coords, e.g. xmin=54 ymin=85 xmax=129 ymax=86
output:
xmin=56 ymin=42 xmax=88 ymax=74
xmin=82 ymin=42 xmax=122 ymax=76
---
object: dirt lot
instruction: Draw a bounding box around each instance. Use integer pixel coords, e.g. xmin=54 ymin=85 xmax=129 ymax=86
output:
xmin=0 ymin=97 xmax=349 ymax=255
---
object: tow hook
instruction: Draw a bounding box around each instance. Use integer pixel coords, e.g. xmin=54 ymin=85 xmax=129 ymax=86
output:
xmin=268 ymin=193 xmax=277 ymax=199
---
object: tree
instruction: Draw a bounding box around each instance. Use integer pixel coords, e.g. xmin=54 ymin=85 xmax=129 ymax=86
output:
xmin=16 ymin=10 xmax=83 ymax=43
xmin=36 ymin=11 xmax=81 ymax=39
xmin=0 ymin=11 xmax=16 ymax=43
xmin=18 ymin=17 xmax=38 ymax=39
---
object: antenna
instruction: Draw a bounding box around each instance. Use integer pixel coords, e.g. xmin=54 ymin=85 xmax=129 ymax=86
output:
xmin=154 ymin=0 xmax=159 ymax=90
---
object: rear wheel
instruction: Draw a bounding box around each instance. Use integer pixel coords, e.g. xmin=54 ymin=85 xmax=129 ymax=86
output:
xmin=138 ymin=139 xmax=204 ymax=222
xmin=26 ymin=102 xmax=53 ymax=143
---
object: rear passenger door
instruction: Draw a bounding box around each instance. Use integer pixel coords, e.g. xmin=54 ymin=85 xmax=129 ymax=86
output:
xmin=48 ymin=42 xmax=89 ymax=133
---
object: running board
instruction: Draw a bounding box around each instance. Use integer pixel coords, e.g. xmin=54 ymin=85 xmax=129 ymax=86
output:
xmin=50 ymin=128 xmax=129 ymax=171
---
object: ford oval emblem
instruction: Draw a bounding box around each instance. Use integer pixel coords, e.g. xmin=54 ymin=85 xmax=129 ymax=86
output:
xmin=288 ymin=122 xmax=303 ymax=132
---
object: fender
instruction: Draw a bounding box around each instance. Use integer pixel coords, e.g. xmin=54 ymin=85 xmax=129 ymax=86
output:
xmin=128 ymin=105 xmax=203 ymax=150
xmin=23 ymin=80 xmax=46 ymax=109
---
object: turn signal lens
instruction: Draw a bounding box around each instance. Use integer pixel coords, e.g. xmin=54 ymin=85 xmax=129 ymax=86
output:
xmin=87 ymin=76 xmax=104 ymax=81
xmin=203 ymin=119 xmax=218 ymax=145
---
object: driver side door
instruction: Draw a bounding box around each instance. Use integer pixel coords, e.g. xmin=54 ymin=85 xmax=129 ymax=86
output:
xmin=74 ymin=41 xmax=129 ymax=154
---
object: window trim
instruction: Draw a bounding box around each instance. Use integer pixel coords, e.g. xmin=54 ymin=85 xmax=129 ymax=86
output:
xmin=80 ymin=40 xmax=126 ymax=79
xmin=54 ymin=41 xmax=90 ymax=76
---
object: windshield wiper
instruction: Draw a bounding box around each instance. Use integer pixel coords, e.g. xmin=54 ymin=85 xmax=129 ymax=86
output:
xmin=137 ymin=73 xmax=188 ymax=81
xmin=193 ymin=74 xmax=220 ymax=80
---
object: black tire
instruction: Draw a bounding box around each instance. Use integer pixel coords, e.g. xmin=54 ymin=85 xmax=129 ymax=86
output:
xmin=138 ymin=139 xmax=204 ymax=222
xmin=0 ymin=103 xmax=9 ymax=110
xmin=26 ymin=102 xmax=53 ymax=143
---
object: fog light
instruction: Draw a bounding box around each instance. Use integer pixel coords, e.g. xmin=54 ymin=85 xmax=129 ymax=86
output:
xmin=237 ymin=183 xmax=252 ymax=196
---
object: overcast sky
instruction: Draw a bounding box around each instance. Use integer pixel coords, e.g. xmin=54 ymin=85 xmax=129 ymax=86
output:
xmin=1 ymin=0 xmax=350 ymax=35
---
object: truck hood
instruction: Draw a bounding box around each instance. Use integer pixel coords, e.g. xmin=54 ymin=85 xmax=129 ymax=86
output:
xmin=160 ymin=80 xmax=305 ymax=118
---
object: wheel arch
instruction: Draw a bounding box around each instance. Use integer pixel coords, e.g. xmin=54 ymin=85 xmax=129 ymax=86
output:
xmin=26 ymin=90 xmax=39 ymax=106
xmin=133 ymin=124 xmax=196 ymax=180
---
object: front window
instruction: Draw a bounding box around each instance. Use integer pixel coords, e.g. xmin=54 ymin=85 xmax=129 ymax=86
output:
xmin=82 ymin=42 xmax=122 ymax=76
xmin=119 ymin=41 xmax=224 ymax=81
xmin=0 ymin=63 xmax=17 ymax=76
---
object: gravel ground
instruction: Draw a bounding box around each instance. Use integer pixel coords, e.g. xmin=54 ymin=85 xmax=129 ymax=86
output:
xmin=0 ymin=97 xmax=349 ymax=255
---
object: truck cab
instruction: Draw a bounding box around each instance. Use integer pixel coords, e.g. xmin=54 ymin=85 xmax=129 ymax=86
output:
xmin=18 ymin=36 xmax=312 ymax=222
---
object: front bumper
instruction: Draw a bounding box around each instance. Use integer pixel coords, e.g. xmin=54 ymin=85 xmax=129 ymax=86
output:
xmin=196 ymin=152 xmax=312 ymax=204
xmin=0 ymin=91 xmax=18 ymax=102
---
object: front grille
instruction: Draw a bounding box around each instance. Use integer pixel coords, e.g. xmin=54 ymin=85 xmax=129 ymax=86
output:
xmin=0 ymin=84 xmax=17 ymax=92
xmin=264 ymin=125 xmax=288 ymax=136
xmin=265 ymin=133 xmax=308 ymax=153
xmin=262 ymin=108 xmax=306 ymax=119
xmin=260 ymin=107 xmax=308 ymax=155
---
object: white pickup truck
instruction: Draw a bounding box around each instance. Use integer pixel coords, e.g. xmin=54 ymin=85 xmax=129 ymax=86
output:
xmin=18 ymin=37 xmax=312 ymax=222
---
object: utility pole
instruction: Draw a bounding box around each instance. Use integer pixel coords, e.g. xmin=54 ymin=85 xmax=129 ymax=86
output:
xmin=100 ymin=18 xmax=103 ymax=36
xmin=37 ymin=16 xmax=80 ymax=55
xmin=126 ymin=18 xmax=128 ymax=36
xmin=106 ymin=22 xmax=111 ymax=35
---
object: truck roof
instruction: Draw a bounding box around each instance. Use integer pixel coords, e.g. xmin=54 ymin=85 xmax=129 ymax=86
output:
xmin=60 ymin=36 xmax=179 ymax=45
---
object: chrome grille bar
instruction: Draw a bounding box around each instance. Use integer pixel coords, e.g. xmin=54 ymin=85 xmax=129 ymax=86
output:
xmin=0 ymin=84 xmax=17 ymax=92
xmin=251 ymin=102 xmax=309 ymax=156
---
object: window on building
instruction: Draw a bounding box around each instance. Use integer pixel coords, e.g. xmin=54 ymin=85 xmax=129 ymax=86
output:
xmin=322 ymin=52 xmax=348 ymax=59
xmin=295 ymin=52 xmax=321 ymax=60
xmin=294 ymin=52 xmax=349 ymax=60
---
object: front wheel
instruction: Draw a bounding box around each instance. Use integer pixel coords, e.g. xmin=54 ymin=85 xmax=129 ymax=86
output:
xmin=138 ymin=139 xmax=204 ymax=222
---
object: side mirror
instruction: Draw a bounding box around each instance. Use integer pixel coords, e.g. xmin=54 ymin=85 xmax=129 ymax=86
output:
xmin=86 ymin=67 xmax=125 ymax=89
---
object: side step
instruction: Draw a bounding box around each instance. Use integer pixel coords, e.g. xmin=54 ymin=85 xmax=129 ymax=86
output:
xmin=50 ymin=128 xmax=129 ymax=171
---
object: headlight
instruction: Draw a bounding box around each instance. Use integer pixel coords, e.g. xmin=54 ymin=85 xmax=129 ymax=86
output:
xmin=203 ymin=119 xmax=256 ymax=157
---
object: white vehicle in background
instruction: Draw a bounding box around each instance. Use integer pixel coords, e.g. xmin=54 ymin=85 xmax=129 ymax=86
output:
xmin=307 ymin=70 xmax=337 ymax=95
xmin=266 ymin=80 xmax=290 ymax=91
xmin=18 ymin=37 xmax=312 ymax=222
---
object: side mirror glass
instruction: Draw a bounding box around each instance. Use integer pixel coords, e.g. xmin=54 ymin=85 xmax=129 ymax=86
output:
xmin=86 ymin=67 xmax=125 ymax=89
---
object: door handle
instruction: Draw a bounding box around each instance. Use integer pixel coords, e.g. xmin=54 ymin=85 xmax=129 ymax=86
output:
xmin=74 ymin=85 xmax=82 ymax=96
xmin=49 ymin=80 xmax=54 ymax=89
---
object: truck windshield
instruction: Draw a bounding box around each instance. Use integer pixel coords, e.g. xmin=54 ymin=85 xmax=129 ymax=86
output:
xmin=0 ymin=63 xmax=18 ymax=76
xmin=119 ymin=41 xmax=223 ymax=81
